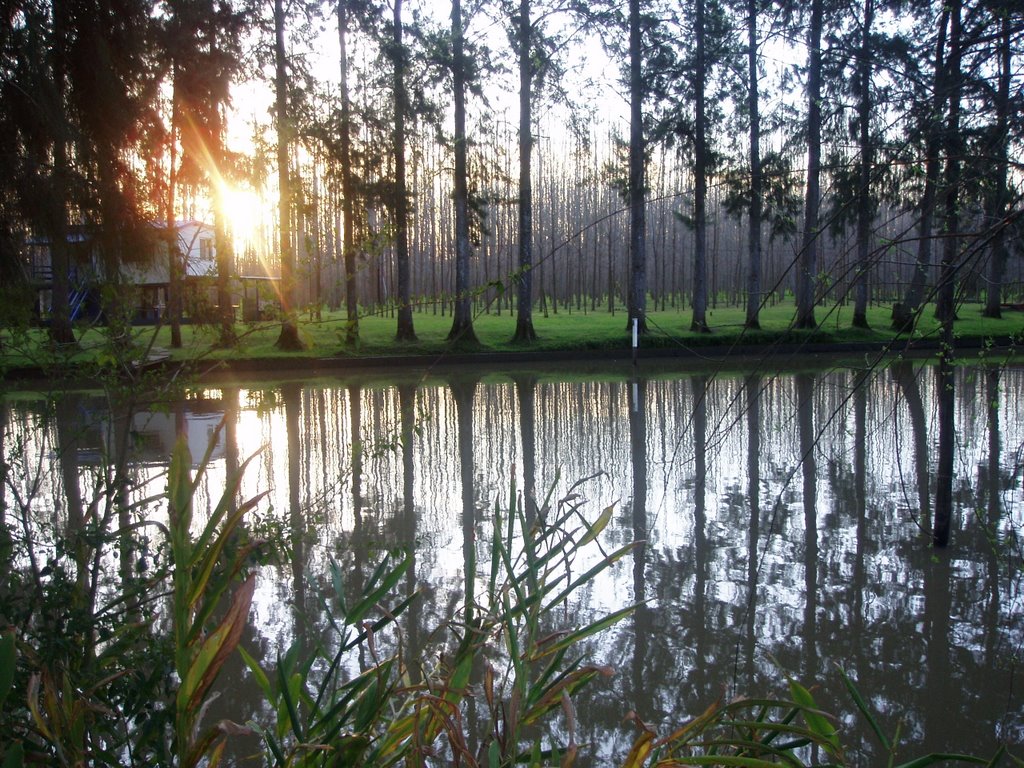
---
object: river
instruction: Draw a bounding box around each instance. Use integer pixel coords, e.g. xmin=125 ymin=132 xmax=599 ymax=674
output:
xmin=3 ymin=356 xmax=1022 ymax=764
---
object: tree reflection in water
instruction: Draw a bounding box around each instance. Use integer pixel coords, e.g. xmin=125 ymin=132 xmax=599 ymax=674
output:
xmin=6 ymin=361 xmax=1023 ymax=763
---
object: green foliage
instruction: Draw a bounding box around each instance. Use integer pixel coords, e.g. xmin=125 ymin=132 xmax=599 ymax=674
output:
xmin=241 ymin=553 xmax=414 ymax=766
xmin=168 ymin=434 xmax=264 ymax=767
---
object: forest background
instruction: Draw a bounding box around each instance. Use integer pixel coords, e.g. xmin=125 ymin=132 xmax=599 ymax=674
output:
xmin=0 ymin=0 xmax=1021 ymax=352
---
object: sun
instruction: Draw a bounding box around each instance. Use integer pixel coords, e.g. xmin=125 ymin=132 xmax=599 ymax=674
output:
xmin=218 ymin=184 xmax=265 ymax=249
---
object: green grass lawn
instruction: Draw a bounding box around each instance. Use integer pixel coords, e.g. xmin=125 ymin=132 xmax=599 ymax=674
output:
xmin=2 ymin=301 xmax=1022 ymax=370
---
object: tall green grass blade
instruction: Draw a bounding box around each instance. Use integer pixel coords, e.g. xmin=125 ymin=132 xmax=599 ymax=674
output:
xmin=529 ymin=605 xmax=636 ymax=660
xmin=530 ymin=647 xmax=574 ymax=701
xmin=186 ymin=448 xmax=259 ymax=564
xmin=238 ymin=646 xmax=273 ymax=700
xmin=179 ymin=574 xmax=255 ymax=712
xmin=315 ymin=661 xmax=395 ymax=742
xmin=522 ymin=668 xmax=601 ymax=725
xmin=276 ymin=659 xmax=305 ymax=744
xmin=346 ymin=555 xmax=411 ymax=626
xmin=579 ymin=504 xmax=614 ymax=547
xmin=787 ymin=678 xmax=841 ymax=759
xmin=249 ymin=721 xmax=286 ymax=766
xmin=353 ymin=675 xmax=383 ymax=733
xmin=838 ymin=666 xmax=890 ymax=751
xmin=187 ymin=496 xmax=264 ymax=632
xmin=542 ymin=542 xmax=639 ymax=612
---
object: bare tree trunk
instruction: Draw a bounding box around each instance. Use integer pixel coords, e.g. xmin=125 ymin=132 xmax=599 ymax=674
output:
xmin=894 ymin=7 xmax=949 ymax=331
xmin=744 ymin=0 xmax=762 ymax=330
xmin=691 ymin=0 xmax=709 ymax=333
xmin=512 ymin=0 xmax=536 ymax=342
xmin=935 ymin=0 xmax=961 ymax=325
xmin=393 ymin=0 xmax=416 ymax=340
xmin=982 ymin=11 xmax=1011 ymax=319
xmin=795 ymin=0 xmax=822 ymax=329
xmin=339 ymin=0 xmax=359 ymax=345
xmin=447 ymin=0 xmax=479 ymax=344
xmin=275 ymin=0 xmax=303 ymax=349
xmin=852 ymin=0 xmax=874 ymax=329
xmin=933 ymin=0 xmax=962 ymax=548
xmin=165 ymin=76 xmax=184 ymax=349
xmin=213 ymin=92 xmax=236 ymax=346
xmin=627 ymin=0 xmax=647 ymax=333
xmin=48 ymin=0 xmax=76 ymax=346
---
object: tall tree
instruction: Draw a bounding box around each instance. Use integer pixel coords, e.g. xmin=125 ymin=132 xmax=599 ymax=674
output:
xmin=446 ymin=0 xmax=479 ymax=343
xmin=164 ymin=74 xmax=183 ymax=348
xmin=392 ymin=0 xmax=416 ymax=341
xmin=47 ymin=0 xmax=76 ymax=346
xmin=744 ymin=0 xmax=763 ymax=330
xmin=511 ymin=0 xmax=538 ymax=342
xmin=934 ymin=0 xmax=962 ymax=325
xmin=3 ymin=0 xmax=158 ymax=345
xmin=627 ymin=0 xmax=647 ymax=334
xmin=981 ymin=4 xmax=1013 ymax=319
xmin=893 ymin=3 xmax=949 ymax=331
xmin=851 ymin=0 xmax=874 ymax=328
xmin=794 ymin=0 xmax=823 ymax=329
xmin=163 ymin=0 xmax=244 ymax=348
xmin=274 ymin=0 xmax=304 ymax=349
xmin=338 ymin=0 xmax=359 ymax=345
xmin=690 ymin=0 xmax=710 ymax=333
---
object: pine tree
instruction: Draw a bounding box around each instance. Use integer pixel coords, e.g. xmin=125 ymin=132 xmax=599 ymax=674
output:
xmin=447 ymin=0 xmax=479 ymax=344
xmin=392 ymin=0 xmax=417 ymax=341
xmin=274 ymin=0 xmax=305 ymax=350
xmin=626 ymin=0 xmax=647 ymax=334
xmin=794 ymin=0 xmax=823 ymax=329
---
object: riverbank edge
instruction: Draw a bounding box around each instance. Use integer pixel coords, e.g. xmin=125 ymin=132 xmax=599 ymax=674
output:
xmin=3 ymin=332 xmax=1020 ymax=386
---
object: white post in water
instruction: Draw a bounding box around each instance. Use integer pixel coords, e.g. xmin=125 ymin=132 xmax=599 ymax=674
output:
xmin=632 ymin=317 xmax=638 ymax=366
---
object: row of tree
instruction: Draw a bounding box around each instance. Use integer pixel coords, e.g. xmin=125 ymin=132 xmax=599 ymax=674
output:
xmin=1 ymin=0 xmax=1021 ymax=350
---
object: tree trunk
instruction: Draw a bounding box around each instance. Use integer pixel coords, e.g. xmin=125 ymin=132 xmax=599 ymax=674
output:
xmin=690 ymin=0 xmax=709 ymax=333
xmin=852 ymin=0 xmax=873 ymax=329
xmin=934 ymin=0 xmax=961 ymax=325
xmin=213 ymin=94 xmax=236 ymax=346
xmin=982 ymin=11 xmax=1011 ymax=319
xmin=512 ymin=0 xmax=537 ymax=343
xmin=894 ymin=7 xmax=949 ymax=331
xmin=393 ymin=0 xmax=416 ymax=341
xmin=165 ymin=77 xmax=184 ymax=349
xmin=626 ymin=0 xmax=647 ymax=333
xmin=338 ymin=0 xmax=359 ymax=345
xmin=275 ymin=0 xmax=303 ymax=350
xmin=447 ymin=0 xmax=479 ymax=344
xmin=48 ymin=0 xmax=75 ymax=346
xmin=744 ymin=0 xmax=762 ymax=330
xmin=795 ymin=0 xmax=822 ymax=329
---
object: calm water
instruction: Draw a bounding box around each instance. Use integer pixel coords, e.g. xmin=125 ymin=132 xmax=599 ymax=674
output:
xmin=4 ymin=359 xmax=1023 ymax=763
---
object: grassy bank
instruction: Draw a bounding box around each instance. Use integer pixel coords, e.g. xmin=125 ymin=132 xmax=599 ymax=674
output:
xmin=2 ymin=302 xmax=1022 ymax=371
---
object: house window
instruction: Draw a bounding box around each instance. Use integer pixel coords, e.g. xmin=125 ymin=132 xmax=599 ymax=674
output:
xmin=199 ymin=238 xmax=213 ymax=261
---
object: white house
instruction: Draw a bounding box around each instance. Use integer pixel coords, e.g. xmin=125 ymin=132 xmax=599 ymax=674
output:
xmin=27 ymin=220 xmax=224 ymax=323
